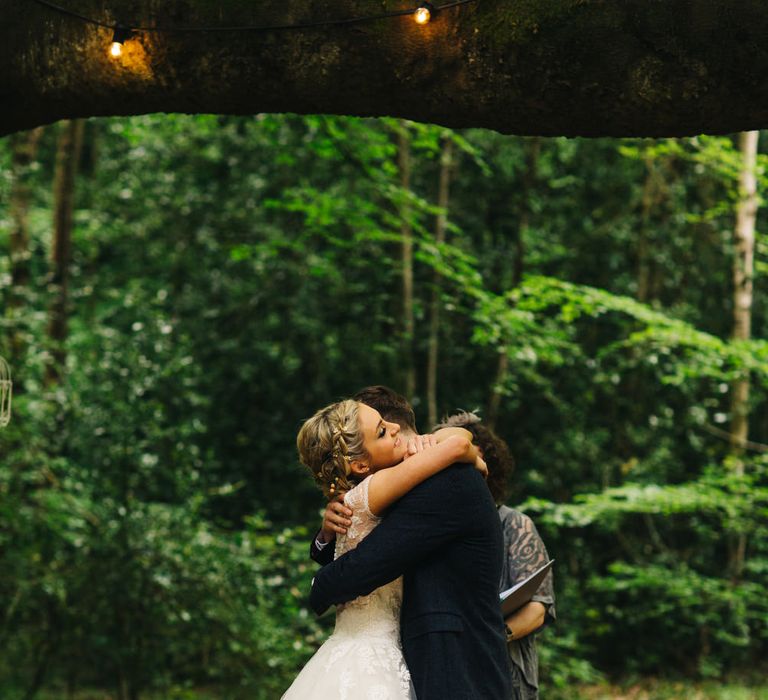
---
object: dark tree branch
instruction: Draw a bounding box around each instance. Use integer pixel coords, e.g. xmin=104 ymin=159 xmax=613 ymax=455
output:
xmin=3 ymin=1 xmax=768 ymax=137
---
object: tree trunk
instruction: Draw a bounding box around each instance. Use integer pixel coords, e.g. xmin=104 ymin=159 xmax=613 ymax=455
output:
xmin=21 ymin=640 xmax=53 ymax=700
xmin=45 ymin=119 xmax=85 ymax=386
xmin=7 ymin=127 xmax=44 ymax=386
xmin=636 ymin=154 xmax=660 ymax=304
xmin=728 ymin=129 xmax=759 ymax=579
xmin=487 ymin=137 xmax=540 ymax=430
xmin=5 ymin=2 xmax=768 ymax=138
xmin=486 ymin=351 xmax=509 ymax=432
xmin=397 ymin=121 xmax=416 ymax=402
xmin=729 ymin=130 xmax=759 ymax=463
xmin=21 ymin=600 xmax=59 ymax=700
xmin=118 ymin=672 xmax=130 ymax=700
xmin=426 ymin=135 xmax=454 ymax=429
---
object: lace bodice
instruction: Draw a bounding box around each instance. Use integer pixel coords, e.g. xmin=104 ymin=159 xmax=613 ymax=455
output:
xmin=332 ymin=476 xmax=404 ymax=639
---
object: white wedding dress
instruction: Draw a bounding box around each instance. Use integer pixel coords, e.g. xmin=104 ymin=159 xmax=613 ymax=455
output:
xmin=282 ymin=477 xmax=416 ymax=699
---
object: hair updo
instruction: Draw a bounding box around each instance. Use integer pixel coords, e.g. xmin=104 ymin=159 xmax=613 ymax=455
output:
xmin=297 ymin=399 xmax=369 ymax=499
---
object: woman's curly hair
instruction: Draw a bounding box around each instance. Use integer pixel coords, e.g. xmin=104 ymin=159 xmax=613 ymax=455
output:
xmin=433 ymin=411 xmax=514 ymax=505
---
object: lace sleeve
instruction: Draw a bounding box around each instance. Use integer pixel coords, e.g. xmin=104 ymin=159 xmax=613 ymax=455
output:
xmin=343 ymin=476 xmax=378 ymax=521
xmin=336 ymin=477 xmax=382 ymax=555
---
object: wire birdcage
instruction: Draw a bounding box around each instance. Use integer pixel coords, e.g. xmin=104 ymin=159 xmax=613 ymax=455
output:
xmin=0 ymin=356 xmax=12 ymax=428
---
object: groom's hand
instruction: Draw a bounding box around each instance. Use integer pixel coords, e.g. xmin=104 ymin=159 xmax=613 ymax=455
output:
xmin=320 ymin=495 xmax=353 ymax=540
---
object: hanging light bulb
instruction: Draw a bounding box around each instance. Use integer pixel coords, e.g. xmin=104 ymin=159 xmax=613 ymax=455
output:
xmin=109 ymin=25 xmax=133 ymax=58
xmin=414 ymin=3 xmax=435 ymax=25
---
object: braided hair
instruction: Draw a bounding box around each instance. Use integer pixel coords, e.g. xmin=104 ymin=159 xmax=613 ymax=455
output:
xmin=297 ymin=399 xmax=369 ymax=499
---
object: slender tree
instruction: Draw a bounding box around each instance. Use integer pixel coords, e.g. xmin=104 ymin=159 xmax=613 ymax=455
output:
xmin=729 ymin=131 xmax=759 ymax=464
xmin=45 ymin=119 xmax=85 ymax=386
xmin=7 ymin=128 xmax=44 ymax=384
xmin=397 ymin=121 xmax=416 ymax=401
xmin=637 ymin=153 xmax=661 ymax=303
xmin=727 ymin=130 xmax=759 ymax=579
xmin=426 ymin=134 xmax=454 ymax=428
xmin=487 ymin=137 xmax=540 ymax=429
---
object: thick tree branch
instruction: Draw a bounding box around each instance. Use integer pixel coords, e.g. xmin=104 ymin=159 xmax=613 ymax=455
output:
xmin=3 ymin=1 xmax=768 ymax=137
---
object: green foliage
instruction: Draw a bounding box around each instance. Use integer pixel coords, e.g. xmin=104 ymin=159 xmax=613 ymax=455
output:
xmin=1 ymin=408 xmax=327 ymax=698
xmin=1 ymin=116 xmax=767 ymax=697
xmin=524 ymin=461 xmax=768 ymax=679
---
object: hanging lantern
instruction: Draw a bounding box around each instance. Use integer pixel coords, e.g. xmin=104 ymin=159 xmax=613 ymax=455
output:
xmin=0 ymin=356 xmax=12 ymax=428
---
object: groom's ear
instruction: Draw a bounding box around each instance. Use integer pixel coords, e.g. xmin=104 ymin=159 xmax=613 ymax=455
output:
xmin=348 ymin=460 xmax=370 ymax=477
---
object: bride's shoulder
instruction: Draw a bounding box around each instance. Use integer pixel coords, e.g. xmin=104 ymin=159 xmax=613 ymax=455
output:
xmin=343 ymin=476 xmax=376 ymax=516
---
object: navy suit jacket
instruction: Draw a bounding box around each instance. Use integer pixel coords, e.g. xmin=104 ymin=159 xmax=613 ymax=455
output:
xmin=310 ymin=528 xmax=334 ymax=566
xmin=310 ymin=464 xmax=511 ymax=700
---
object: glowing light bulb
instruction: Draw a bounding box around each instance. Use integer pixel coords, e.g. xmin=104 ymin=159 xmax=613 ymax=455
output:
xmin=414 ymin=4 xmax=433 ymax=25
xmin=109 ymin=25 xmax=132 ymax=59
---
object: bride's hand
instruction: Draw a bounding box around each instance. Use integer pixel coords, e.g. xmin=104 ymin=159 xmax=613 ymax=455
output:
xmin=474 ymin=455 xmax=488 ymax=479
xmin=407 ymin=433 xmax=438 ymax=456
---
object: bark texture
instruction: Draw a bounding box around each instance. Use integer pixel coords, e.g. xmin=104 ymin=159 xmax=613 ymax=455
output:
xmin=729 ymin=130 xmax=759 ymax=463
xmin=728 ymin=130 xmax=759 ymax=579
xmin=397 ymin=122 xmax=416 ymax=402
xmin=46 ymin=119 xmax=85 ymax=385
xmin=4 ymin=1 xmax=768 ymax=137
xmin=487 ymin=136 xmax=539 ymax=430
xmin=8 ymin=127 xmax=44 ymax=380
xmin=426 ymin=134 xmax=454 ymax=429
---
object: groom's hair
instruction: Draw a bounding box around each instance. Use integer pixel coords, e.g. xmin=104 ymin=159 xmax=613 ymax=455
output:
xmin=353 ymin=385 xmax=417 ymax=434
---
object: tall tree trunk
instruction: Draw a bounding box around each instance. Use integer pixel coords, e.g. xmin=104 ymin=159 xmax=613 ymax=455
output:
xmin=729 ymin=130 xmax=759 ymax=463
xmin=7 ymin=127 xmax=44 ymax=387
xmin=426 ymin=135 xmax=454 ymax=428
xmin=636 ymin=153 xmax=658 ymax=304
xmin=397 ymin=121 xmax=416 ymax=402
xmin=45 ymin=119 xmax=84 ymax=386
xmin=21 ymin=600 xmax=59 ymax=700
xmin=487 ymin=137 xmax=540 ymax=430
xmin=728 ymin=129 xmax=759 ymax=578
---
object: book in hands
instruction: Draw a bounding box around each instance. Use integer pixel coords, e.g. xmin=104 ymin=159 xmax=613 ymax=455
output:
xmin=499 ymin=559 xmax=554 ymax=617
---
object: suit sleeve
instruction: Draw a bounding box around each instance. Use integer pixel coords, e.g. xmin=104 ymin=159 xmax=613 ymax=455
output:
xmin=309 ymin=528 xmax=335 ymax=566
xmin=309 ymin=465 xmax=481 ymax=615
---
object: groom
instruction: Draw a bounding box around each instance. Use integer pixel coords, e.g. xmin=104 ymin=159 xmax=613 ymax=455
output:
xmin=309 ymin=386 xmax=512 ymax=699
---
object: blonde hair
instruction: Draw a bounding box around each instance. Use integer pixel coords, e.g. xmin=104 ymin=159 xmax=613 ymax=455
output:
xmin=297 ymin=399 xmax=369 ymax=499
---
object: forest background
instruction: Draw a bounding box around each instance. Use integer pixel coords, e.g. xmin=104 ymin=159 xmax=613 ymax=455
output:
xmin=1 ymin=114 xmax=767 ymax=699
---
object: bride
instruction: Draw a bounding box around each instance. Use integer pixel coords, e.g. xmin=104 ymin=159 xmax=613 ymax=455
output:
xmin=282 ymin=398 xmax=485 ymax=699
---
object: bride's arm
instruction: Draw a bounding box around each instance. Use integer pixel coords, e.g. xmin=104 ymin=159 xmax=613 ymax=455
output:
xmin=367 ymin=431 xmax=481 ymax=516
xmin=404 ymin=427 xmax=488 ymax=477
xmin=432 ymin=426 xmax=477 ymax=444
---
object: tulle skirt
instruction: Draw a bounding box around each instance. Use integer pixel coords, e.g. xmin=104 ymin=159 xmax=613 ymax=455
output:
xmin=281 ymin=630 xmax=417 ymax=700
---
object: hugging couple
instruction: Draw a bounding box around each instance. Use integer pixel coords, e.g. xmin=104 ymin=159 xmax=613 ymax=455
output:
xmin=282 ymin=385 xmax=535 ymax=700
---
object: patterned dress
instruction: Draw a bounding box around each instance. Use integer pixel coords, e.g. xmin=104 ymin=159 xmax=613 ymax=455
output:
xmin=282 ymin=477 xmax=416 ymax=700
xmin=498 ymin=505 xmax=557 ymax=700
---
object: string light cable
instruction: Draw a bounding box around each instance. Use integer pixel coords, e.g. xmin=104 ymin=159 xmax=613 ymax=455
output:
xmin=30 ymin=0 xmax=475 ymax=41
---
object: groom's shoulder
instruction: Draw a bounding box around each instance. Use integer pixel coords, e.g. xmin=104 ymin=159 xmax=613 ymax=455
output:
xmin=386 ymin=465 xmax=488 ymax=523
xmin=412 ymin=462 xmax=481 ymax=495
